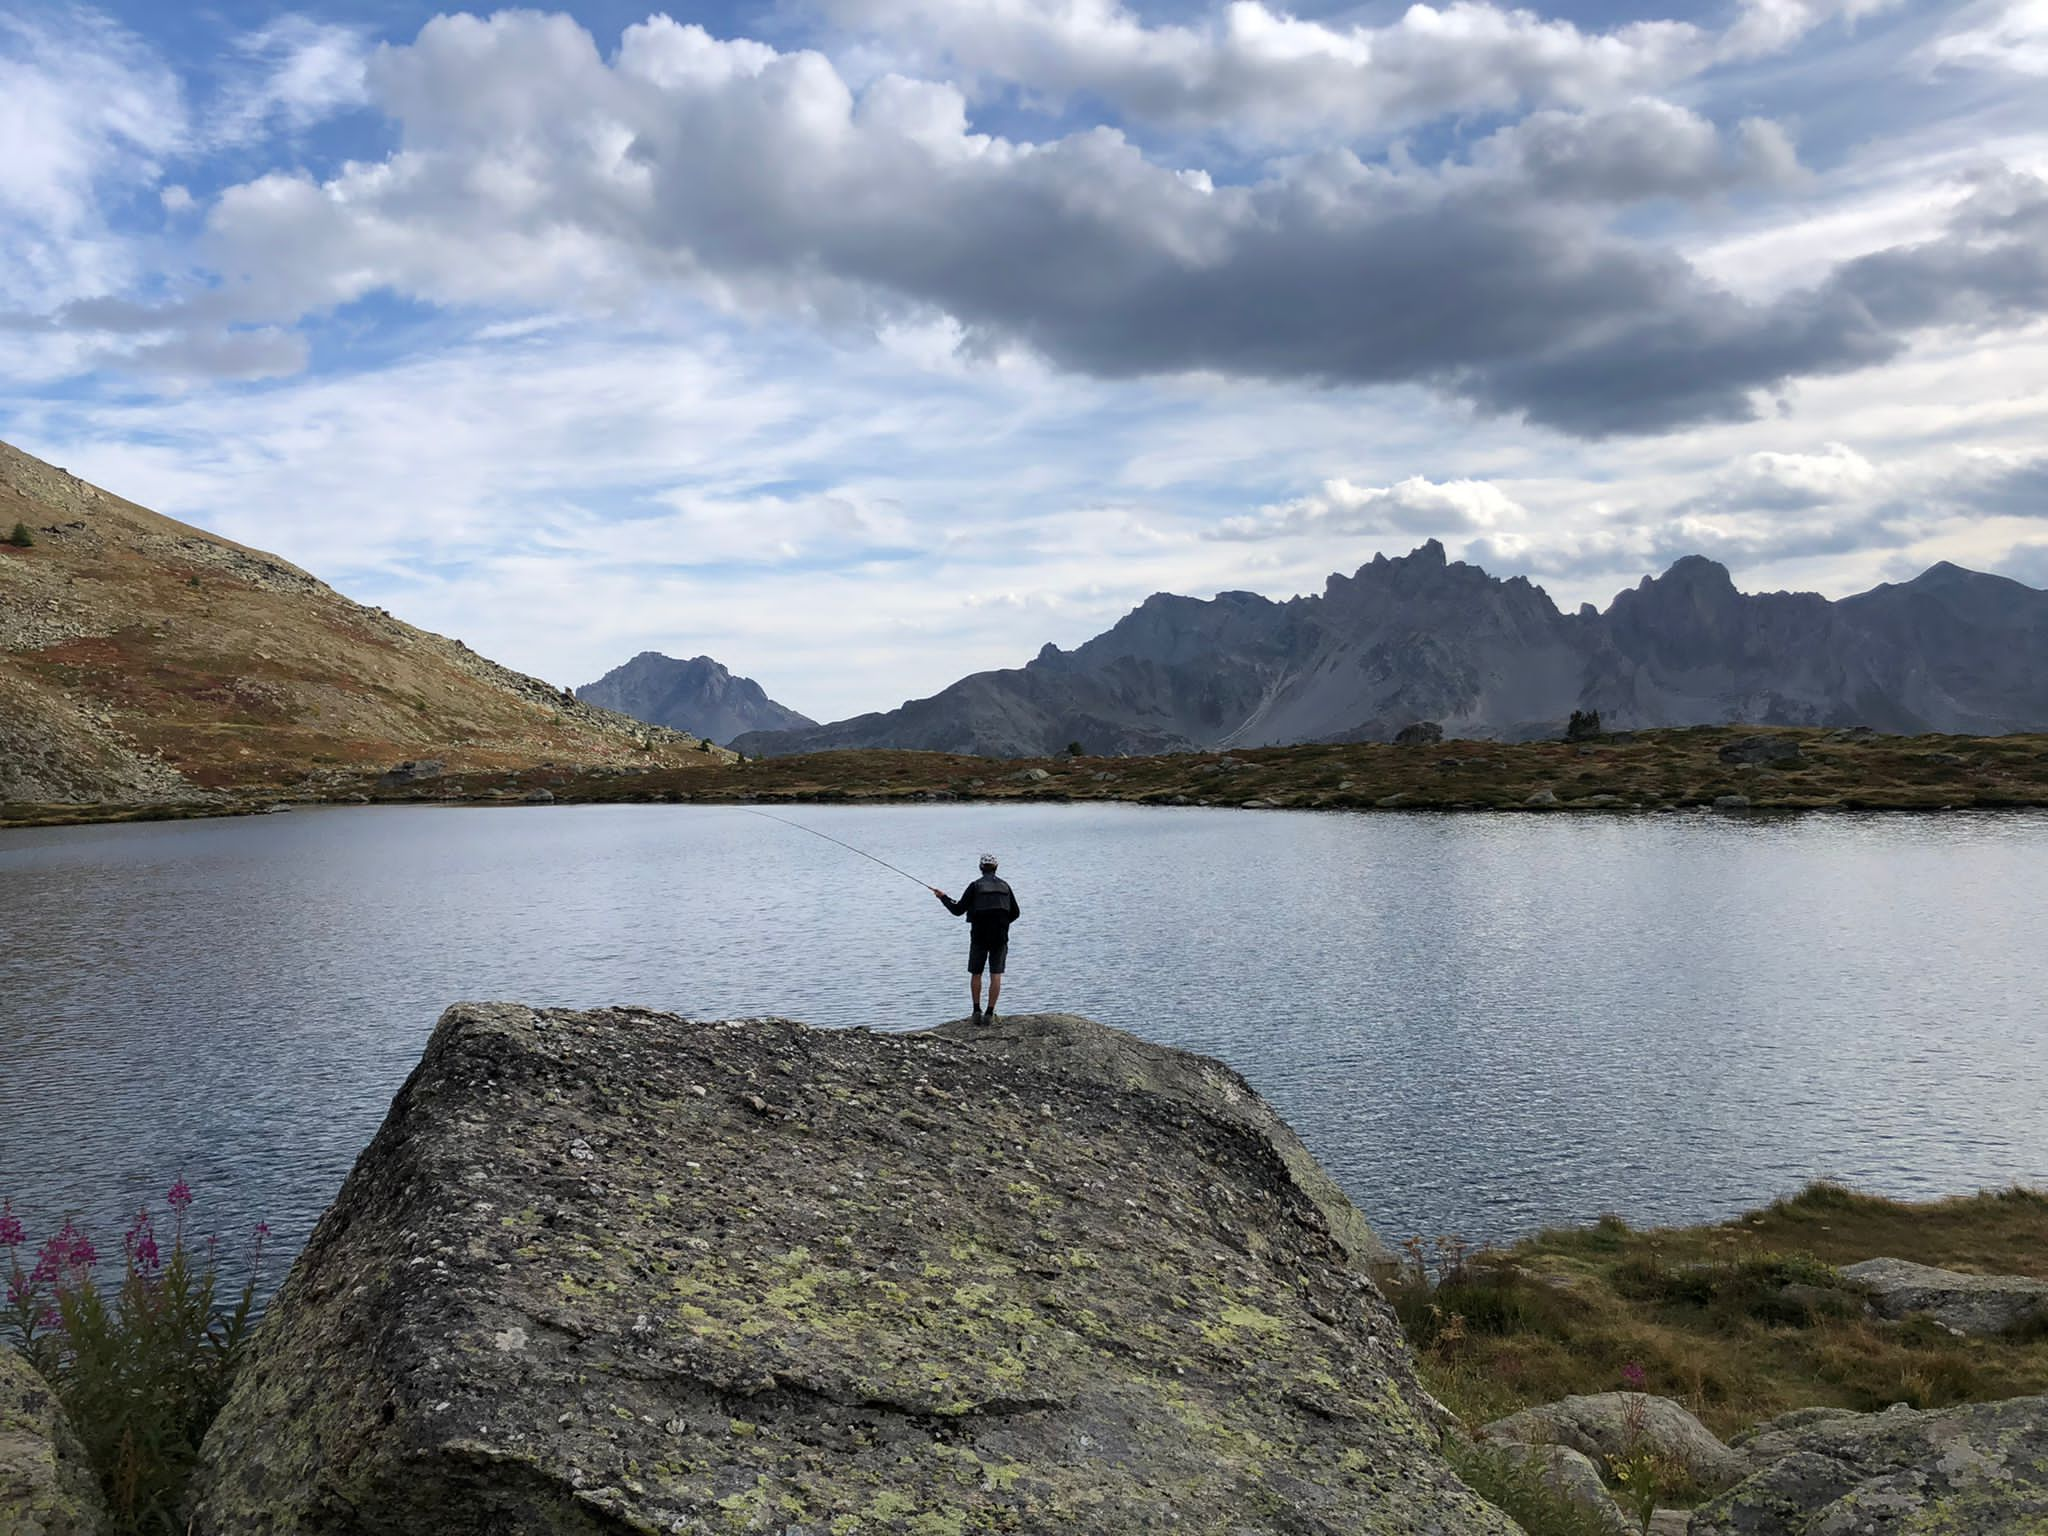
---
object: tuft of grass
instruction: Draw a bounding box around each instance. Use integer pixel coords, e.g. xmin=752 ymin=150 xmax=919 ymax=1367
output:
xmin=1382 ymin=1182 xmax=2048 ymax=1441
xmin=1446 ymin=1439 xmax=1625 ymax=1536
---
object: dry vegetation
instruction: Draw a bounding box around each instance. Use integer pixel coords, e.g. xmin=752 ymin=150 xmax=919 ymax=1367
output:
xmin=1377 ymin=1183 xmax=2048 ymax=1442
xmin=310 ymin=727 xmax=2048 ymax=818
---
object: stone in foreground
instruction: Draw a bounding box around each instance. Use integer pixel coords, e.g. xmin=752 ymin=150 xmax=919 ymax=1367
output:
xmin=1692 ymin=1395 xmax=2048 ymax=1534
xmin=192 ymin=1005 xmax=1511 ymax=1534
xmin=0 ymin=1348 xmax=106 ymax=1536
xmin=1481 ymin=1392 xmax=1747 ymax=1490
xmin=1842 ymin=1256 xmax=2048 ymax=1336
xmin=1488 ymin=1442 xmax=1633 ymax=1534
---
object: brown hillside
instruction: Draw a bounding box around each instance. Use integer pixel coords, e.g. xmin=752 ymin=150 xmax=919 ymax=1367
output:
xmin=0 ymin=438 xmax=729 ymax=809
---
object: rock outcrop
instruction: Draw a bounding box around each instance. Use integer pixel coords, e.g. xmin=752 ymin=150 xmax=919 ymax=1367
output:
xmin=191 ymin=1005 xmax=1509 ymax=1534
xmin=1481 ymin=1392 xmax=1747 ymax=1489
xmin=1842 ymin=1257 xmax=2048 ymax=1336
xmin=1692 ymin=1395 xmax=2048 ymax=1534
xmin=0 ymin=1348 xmax=106 ymax=1536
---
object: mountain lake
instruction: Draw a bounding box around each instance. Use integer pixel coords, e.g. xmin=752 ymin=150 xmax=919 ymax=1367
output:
xmin=3 ymin=801 xmax=2045 ymax=1275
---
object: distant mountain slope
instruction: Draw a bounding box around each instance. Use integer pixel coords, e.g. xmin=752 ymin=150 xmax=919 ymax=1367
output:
xmin=734 ymin=541 xmax=2048 ymax=758
xmin=577 ymin=652 xmax=812 ymax=745
xmin=0 ymin=439 xmax=720 ymax=807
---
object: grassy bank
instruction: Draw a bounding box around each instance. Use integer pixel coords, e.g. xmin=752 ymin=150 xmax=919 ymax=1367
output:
xmin=12 ymin=724 xmax=2046 ymax=829
xmin=1378 ymin=1182 xmax=2048 ymax=1441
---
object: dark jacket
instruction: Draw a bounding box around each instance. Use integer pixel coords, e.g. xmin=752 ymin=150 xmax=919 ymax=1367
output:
xmin=942 ymin=874 xmax=1020 ymax=935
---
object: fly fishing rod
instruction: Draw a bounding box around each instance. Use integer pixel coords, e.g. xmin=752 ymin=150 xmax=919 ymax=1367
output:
xmin=738 ymin=806 xmax=934 ymax=891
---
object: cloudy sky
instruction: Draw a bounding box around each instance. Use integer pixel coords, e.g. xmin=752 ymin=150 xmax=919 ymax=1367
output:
xmin=1 ymin=0 xmax=2044 ymax=719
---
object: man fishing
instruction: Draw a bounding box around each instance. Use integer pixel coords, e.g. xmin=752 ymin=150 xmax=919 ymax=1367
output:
xmin=932 ymin=854 xmax=1021 ymax=1023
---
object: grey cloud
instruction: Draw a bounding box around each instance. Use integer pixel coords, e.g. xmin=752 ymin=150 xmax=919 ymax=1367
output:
xmin=1941 ymin=455 xmax=2048 ymax=518
xmin=121 ymin=326 xmax=308 ymax=379
xmin=60 ymin=14 xmax=2048 ymax=436
xmin=1994 ymin=542 xmax=2048 ymax=587
xmin=1646 ymin=505 xmax=1922 ymax=566
xmin=1473 ymin=103 xmax=1801 ymax=202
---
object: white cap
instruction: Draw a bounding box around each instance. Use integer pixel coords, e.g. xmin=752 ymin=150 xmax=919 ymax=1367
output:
xmin=979 ymin=853 xmax=998 ymax=869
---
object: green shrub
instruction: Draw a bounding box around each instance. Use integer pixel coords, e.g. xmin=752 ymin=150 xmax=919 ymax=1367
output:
xmin=3 ymin=1186 xmax=268 ymax=1533
xmin=1612 ymin=1249 xmax=1852 ymax=1326
xmin=5 ymin=521 xmax=33 ymax=548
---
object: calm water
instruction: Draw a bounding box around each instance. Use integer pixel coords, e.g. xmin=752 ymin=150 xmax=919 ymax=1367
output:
xmin=3 ymin=804 xmax=2045 ymax=1274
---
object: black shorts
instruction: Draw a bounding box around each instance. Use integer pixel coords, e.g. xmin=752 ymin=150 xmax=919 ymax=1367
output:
xmin=968 ymin=932 xmax=1009 ymax=975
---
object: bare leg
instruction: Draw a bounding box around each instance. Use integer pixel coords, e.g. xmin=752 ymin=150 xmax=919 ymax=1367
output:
xmin=987 ymin=974 xmax=1002 ymax=1014
xmin=970 ymin=972 xmax=984 ymax=1015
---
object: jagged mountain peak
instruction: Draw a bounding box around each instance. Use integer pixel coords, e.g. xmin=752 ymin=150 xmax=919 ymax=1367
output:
xmin=733 ymin=540 xmax=2048 ymax=759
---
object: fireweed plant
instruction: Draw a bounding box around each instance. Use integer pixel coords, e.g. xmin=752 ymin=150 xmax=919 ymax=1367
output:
xmin=1 ymin=1184 xmax=269 ymax=1533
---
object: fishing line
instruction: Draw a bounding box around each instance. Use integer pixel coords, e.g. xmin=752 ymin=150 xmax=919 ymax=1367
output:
xmin=738 ymin=806 xmax=934 ymax=891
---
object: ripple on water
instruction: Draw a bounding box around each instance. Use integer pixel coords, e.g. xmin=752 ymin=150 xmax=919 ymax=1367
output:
xmin=2 ymin=803 xmax=2045 ymax=1272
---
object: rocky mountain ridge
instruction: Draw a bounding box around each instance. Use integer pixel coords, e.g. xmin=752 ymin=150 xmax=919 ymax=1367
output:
xmin=0 ymin=438 xmax=726 ymax=808
xmin=576 ymin=651 xmax=812 ymax=745
xmin=735 ymin=542 xmax=2048 ymax=759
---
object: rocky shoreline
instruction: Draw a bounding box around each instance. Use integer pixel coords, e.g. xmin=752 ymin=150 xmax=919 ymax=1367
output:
xmin=7 ymin=725 xmax=2048 ymax=830
xmin=7 ymin=1007 xmax=2044 ymax=1534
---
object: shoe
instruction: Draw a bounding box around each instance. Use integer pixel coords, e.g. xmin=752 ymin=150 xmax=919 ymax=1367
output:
xmin=972 ymin=1008 xmax=985 ymax=1024
xmin=984 ymin=1007 xmax=998 ymax=1025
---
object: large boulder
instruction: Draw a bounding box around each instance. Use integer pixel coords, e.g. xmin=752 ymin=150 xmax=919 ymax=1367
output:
xmin=0 ymin=1348 xmax=106 ymax=1536
xmin=1691 ymin=1395 xmax=2048 ymax=1534
xmin=191 ymin=1005 xmax=1513 ymax=1535
xmin=1481 ymin=1392 xmax=1747 ymax=1489
xmin=1841 ymin=1257 xmax=2048 ymax=1336
xmin=933 ymin=1013 xmax=1394 ymax=1269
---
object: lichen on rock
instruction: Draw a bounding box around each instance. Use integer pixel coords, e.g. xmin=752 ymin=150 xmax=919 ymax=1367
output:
xmin=190 ymin=1004 xmax=1513 ymax=1534
xmin=1692 ymin=1394 xmax=2048 ymax=1534
xmin=0 ymin=1346 xmax=107 ymax=1536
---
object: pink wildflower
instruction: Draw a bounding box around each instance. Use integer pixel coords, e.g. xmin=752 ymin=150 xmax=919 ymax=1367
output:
xmin=30 ymin=1225 xmax=74 ymax=1285
xmin=166 ymin=1179 xmax=194 ymax=1214
xmin=125 ymin=1210 xmax=161 ymax=1273
xmin=1621 ymin=1361 xmax=1648 ymax=1390
xmin=38 ymin=1305 xmax=60 ymax=1330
